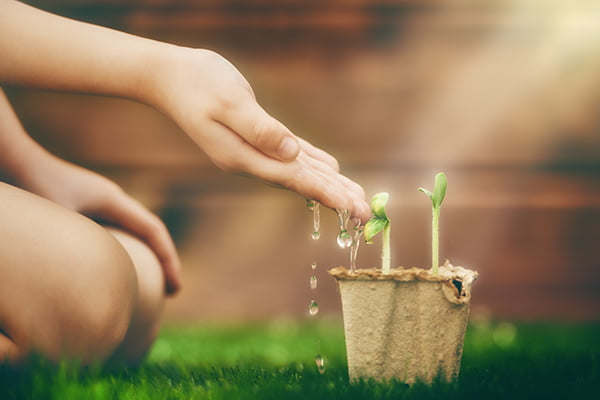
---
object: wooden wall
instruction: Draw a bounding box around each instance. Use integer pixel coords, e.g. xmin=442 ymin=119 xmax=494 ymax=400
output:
xmin=7 ymin=0 xmax=600 ymax=321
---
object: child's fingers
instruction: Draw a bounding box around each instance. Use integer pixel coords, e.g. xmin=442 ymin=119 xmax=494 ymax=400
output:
xmin=214 ymin=98 xmax=300 ymax=162
xmin=296 ymin=137 xmax=340 ymax=172
xmin=204 ymin=121 xmax=370 ymax=222
xmin=293 ymin=144 xmax=370 ymax=222
xmin=301 ymin=150 xmax=364 ymax=199
xmin=99 ymin=193 xmax=182 ymax=296
xmin=292 ymin=152 xmax=371 ymax=223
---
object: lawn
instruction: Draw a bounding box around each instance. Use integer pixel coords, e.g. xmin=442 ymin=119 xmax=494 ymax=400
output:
xmin=1 ymin=318 xmax=599 ymax=399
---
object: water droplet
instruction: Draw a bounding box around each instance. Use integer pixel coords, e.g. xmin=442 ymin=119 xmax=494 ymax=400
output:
xmin=335 ymin=209 xmax=351 ymax=248
xmin=337 ymin=230 xmax=353 ymax=248
xmin=309 ymin=300 xmax=319 ymax=317
xmin=310 ymin=275 xmax=318 ymax=290
xmin=310 ymin=261 xmax=317 ymax=270
xmin=314 ymin=354 xmax=325 ymax=374
xmin=309 ymin=201 xmax=321 ymax=240
xmin=350 ymin=221 xmax=364 ymax=273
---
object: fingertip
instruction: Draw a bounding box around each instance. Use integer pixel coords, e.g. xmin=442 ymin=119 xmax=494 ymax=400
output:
xmin=353 ymin=199 xmax=372 ymax=224
xmin=164 ymin=255 xmax=183 ymax=296
xmin=166 ymin=278 xmax=182 ymax=296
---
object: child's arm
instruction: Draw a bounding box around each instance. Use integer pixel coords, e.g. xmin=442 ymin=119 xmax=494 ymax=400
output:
xmin=0 ymin=87 xmax=182 ymax=294
xmin=0 ymin=88 xmax=46 ymax=185
xmin=0 ymin=1 xmax=371 ymax=222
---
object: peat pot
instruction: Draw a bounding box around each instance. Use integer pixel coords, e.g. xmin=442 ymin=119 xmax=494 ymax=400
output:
xmin=329 ymin=262 xmax=477 ymax=384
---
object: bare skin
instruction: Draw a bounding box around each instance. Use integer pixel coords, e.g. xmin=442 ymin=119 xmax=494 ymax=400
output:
xmin=0 ymin=84 xmax=173 ymax=365
xmin=0 ymin=182 xmax=138 ymax=364
xmin=107 ymin=228 xmax=166 ymax=365
xmin=0 ymin=0 xmax=371 ymax=365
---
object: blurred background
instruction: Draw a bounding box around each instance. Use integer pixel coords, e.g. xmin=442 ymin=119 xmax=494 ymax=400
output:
xmin=6 ymin=0 xmax=600 ymax=322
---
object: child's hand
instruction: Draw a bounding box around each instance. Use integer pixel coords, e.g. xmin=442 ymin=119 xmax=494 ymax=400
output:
xmin=19 ymin=155 xmax=182 ymax=295
xmin=1 ymin=2 xmax=370 ymax=221
xmin=153 ymin=48 xmax=371 ymax=222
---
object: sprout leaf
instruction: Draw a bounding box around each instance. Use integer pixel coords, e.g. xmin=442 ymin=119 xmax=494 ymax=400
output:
xmin=370 ymin=192 xmax=389 ymax=219
xmin=417 ymin=187 xmax=433 ymax=200
xmin=432 ymin=172 xmax=447 ymax=208
xmin=364 ymin=217 xmax=389 ymax=244
xmin=363 ymin=192 xmax=392 ymax=273
xmin=418 ymin=172 xmax=447 ymax=209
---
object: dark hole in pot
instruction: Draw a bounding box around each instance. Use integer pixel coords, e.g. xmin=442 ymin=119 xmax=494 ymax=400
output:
xmin=452 ymin=279 xmax=463 ymax=296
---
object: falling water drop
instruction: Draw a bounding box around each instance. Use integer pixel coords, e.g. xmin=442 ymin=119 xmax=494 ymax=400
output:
xmin=336 ymin=209 xmax=352 ymax=248
xmin=314 ymin=354 xmax=325 ymax=374
xmin=337 ymin=230 xmax=352 ymax=248
xmin=306 ymin=202 xmax=325 ymax=376
xmin=308 ymin=200 xmax=321 ymax=240
xmin=309 ymin=300 xmax=319 ymax=317
xmin=310 ymin=275 xmax=318 ymax=290
xmin=313 ymin=206 xmax=321 ymax=239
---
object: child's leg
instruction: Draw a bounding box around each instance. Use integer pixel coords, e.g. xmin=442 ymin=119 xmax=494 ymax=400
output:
xmin=0 ymin=182 xmax=164 ymax=365
xmin=105 ymin=227 xmax=166 ymax=365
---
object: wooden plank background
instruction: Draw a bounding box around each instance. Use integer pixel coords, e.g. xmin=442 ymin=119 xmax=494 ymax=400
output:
xmin=6 ymin=0 xmax=600 ymax=321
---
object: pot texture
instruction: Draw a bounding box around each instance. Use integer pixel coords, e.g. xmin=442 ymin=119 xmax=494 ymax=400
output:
xmin=329 ymin=262 xmax=477 ymax=383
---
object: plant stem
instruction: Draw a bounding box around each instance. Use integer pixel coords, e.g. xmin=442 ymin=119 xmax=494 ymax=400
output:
xmin=431 ymin=207 xmax=440 ymax=276
xmin=382 ymin=222 xmax=391 ymax=274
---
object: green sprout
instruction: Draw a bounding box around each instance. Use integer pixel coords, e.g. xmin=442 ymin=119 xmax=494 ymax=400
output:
xmin=364 ymin=192 xmax=391 ymax=274
xmin=418 ymin=172 xmax=447 ymax=276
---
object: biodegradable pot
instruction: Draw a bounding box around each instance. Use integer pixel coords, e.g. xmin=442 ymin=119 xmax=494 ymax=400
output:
xmin=329 ymin=262 xmax=477 ymax=384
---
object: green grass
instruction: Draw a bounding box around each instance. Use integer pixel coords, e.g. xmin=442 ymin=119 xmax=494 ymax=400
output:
xmin=1 ymin=319 xmax=599 ymax=399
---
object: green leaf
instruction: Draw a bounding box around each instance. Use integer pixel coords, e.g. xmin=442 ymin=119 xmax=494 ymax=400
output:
xmin=363 ymin=218 xmax=389 ymax=244
xmin=364 ymin=192 xmax=391 ymax=245
xmin=432 ymin=172 xmax=447 ymax=208
xmin=370 ymin=192 xmax=389 ymax=219
xmin=418 ymin=187 xmax=432 ymax=200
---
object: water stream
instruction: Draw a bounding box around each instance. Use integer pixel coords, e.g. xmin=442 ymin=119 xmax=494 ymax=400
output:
xmin=306 ymin=203 xmax=362 ymax=374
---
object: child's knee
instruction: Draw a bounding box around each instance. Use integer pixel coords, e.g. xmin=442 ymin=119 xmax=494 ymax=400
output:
xmin=56 ymin=226 xmax=138 ymax=363
xmin=0 ymin=183 xmax=138 ymax=365
xmin=1 ymin=226 xmax=138 ymax=365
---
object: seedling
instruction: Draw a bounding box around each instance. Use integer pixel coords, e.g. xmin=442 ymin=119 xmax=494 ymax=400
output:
xmin=331 ymin=173 xmax=478 ymax=384
xmin=363 ymin=192 xmax=391 ymax=274
xmin=418 ymin=172 xmax=447 ymax=276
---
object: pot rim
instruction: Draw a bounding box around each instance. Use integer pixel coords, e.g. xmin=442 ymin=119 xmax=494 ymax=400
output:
xmin=329 ymin=262 xmax=478 ymax=305
xmin=329 ymin=261 xmax=477 ymax=282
